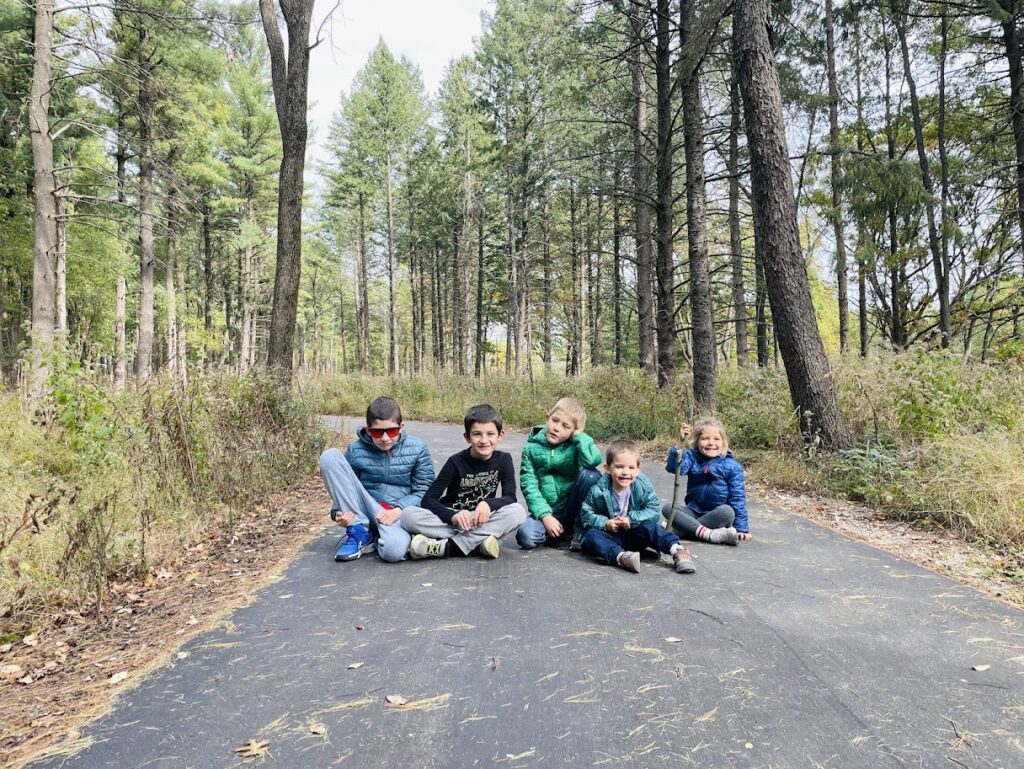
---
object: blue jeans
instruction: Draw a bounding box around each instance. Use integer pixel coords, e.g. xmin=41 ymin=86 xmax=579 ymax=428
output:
xmin=581 ymin=519 xmax=680 ymax=565
xmin=516 ymin=469 xmax=602 ymax=549
xmin=319 ymin=448 xmax=411 ymax=562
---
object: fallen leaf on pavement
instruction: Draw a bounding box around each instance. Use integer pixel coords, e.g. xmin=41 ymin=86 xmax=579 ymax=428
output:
xmin=347 ymin=662 xmax=364 ymax=669
xmin=695 ymin=707 xmax=717 ymax=723
xmin=971 ymin=664 xmax=990 ymax=672
xmin=386 ymin=695 xmax=408 ymax=706
xmin=664 ymin=636 xmax=682 ymax=643
xmin=309 ymin=723 xmax=326 ymax=736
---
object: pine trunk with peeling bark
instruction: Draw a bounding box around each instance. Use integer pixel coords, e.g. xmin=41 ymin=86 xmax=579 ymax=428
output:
xmin=166 ymin=180 xmax=179 ymax=379
xmin=734 ymin=0 xmax=849 ymax=449
xmin=29 ymin=0 xmax=57 ymax=400
xmin=135 ymin=31 xmax=155 ymax=382
xmin=728 ymin=54 xmax=748 ymax=368
xmin=825 ymin=0 xmax=848 ymax=354
xmin=653 ymin=0 xmax=675 ymax=387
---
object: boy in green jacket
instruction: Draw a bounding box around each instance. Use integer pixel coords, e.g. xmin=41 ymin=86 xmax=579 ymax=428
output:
xmin=515 ymin=397 xmax=602 ymax=550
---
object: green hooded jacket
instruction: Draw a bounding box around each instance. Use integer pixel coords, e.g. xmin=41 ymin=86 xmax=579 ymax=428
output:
xmin=520 ymin=426 xmax=603 ymax=518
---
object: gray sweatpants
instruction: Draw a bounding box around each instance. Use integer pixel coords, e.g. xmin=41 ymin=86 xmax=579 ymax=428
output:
xmin=661 ymin=502 xmax=735 ymax=540
xmin=401 ymin=503 xmax=527 ymax=555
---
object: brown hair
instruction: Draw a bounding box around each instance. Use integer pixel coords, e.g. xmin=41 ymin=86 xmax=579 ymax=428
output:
xmin=604 ymin=438 xmax=640 ymax=466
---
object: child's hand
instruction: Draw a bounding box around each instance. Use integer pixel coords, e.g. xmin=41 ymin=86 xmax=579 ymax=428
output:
xmin=474 ymin=501 xmax=492 ymax=525
xmin=604 ymin=518 xmax=619 ymax=533
xmin=738 ymin=532 xmax=752 ymax=542
xmin=335 ymin=510 xmax=355 ymax=527
xmin=377 ymin=507 xmax=401 ymax=526
xmin=542 ymin=515 xmax=564 ymax=538
xmin=452 ymin=510 xmax=476 ymax=531
xmin=615 ymin=515 xmax=631 ymax=531
xmin=679 ymin=423 xmax=692 ymax=444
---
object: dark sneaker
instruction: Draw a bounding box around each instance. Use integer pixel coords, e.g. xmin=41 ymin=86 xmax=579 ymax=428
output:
xmin=410 ymin=534 xmax=446 ymax=559
xmin=617 ymin=551 xmax=641 ymax=573
xmin=568 ymin=532 xmax=583 ymax=552
xmin=335 ymin=524 xmax=373 ymax=561
xmin=476 ymin=535 xmax=500 ymax=559
xmin=673 ymin=546 xmax=696 ymax=574
xmin=710 ymin=526 xmax=739 ymax=546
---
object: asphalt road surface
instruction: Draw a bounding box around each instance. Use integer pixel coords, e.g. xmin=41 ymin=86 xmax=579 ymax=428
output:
xmin=31 ymin=419 xmax=1024 ymax=769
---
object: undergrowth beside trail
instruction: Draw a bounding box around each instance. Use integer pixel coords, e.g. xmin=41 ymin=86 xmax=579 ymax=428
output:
xmin=1 ymin=370 xmax=323 ymax=628
xmin=312 ymin=351 xmax=1024 ymax=552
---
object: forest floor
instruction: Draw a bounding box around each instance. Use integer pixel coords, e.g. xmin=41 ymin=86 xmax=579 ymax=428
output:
xmin=1 ymin=420 xmax=1022 ymax=768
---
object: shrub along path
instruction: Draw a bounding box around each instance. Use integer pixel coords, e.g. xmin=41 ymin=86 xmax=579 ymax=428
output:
xmin=27 ymin=419 xmax=1024 ymax=769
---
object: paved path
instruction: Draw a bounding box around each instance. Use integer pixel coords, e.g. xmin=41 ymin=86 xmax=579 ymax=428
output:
xmin=33 ymin=420 xmax=1023 ymax=769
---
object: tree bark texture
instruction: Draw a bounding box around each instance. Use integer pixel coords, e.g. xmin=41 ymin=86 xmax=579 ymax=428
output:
xmin=825 ymin=0 xmax=849 ymax=354
xmin=260 ymin=0 xmax=316 ymax=378
xmin=728 ymin=53 xmax=749 ymax=368
xmin=734 ymin=0 xmax=849 ymax=448
xmin=135 ymin=32 xmax=155 ymax=382
xmin=654 ymin=0 xmax=676 ymax=387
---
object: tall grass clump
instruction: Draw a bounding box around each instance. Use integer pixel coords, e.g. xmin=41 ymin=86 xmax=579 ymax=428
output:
xmin=1 ymin=365 xmax=323 ymax=626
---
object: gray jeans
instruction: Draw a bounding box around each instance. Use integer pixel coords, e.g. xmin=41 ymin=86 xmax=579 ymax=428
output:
xmin=401 ymin=503 xmax=527 ymax=555
xmin=660 ymin=502 xmax=735 ymax=539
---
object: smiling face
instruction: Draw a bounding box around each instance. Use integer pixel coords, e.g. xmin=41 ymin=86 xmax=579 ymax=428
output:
xmin=367 ymin=419 xmax=403 ymax=452
xmin=544 ymin=409 xmax=576 ymax=446
xmin=465 ymin=421 xmax=505 ymax=460
xmin=696 ymin=427 xmax=725 ymax=459
xmin=606 ymin=450 xmax=641 ymax=493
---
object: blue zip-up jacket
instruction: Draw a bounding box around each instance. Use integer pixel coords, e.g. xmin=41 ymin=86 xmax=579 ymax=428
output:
xmin=346 ymin=428 xmax=435 ymax=509
xmin=666 ymin=447 xmax=749 ymax=533
xmin=580 ymin=473 xmax=662 ymax=532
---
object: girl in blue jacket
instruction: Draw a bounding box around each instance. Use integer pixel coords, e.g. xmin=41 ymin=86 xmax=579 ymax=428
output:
xmin=664 ymin=418 xmax=750 ymax=544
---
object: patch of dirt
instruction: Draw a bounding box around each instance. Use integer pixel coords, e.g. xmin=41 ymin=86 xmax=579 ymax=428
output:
xmin=0 ymin=474 xmax=332 ymax=769
xmin=754 ymin=483 xmax=1024 ymax=610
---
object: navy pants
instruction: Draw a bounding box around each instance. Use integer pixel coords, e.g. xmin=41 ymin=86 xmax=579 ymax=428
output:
xmin=517 ymin=468 xmax=602 ymax=549
xmin=581 ymin=519 xmax=680 ymax=565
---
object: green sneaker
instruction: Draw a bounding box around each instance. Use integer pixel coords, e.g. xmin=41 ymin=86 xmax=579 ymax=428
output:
xmin=476 ymin=535 xmax=500 ymax=559
xmin=410 ymin=534 xmax=446 ymax=559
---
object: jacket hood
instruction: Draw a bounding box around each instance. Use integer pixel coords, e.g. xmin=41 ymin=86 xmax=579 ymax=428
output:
xmin=527 ymin=425 xmax=550 ymax=445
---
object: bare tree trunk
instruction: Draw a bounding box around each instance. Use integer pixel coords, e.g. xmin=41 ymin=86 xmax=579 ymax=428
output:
xmin=681 ymin=0 xmax=714 ymax=410
xmin=475 ymin=211 xmax=486 ymax=377
xmin=853 ymin=9 xmax=869 ymax=358
xmin=654 ymin=0 xmax=676 ymax=387
xmin=459 ymin=136 xmax=474 ymax=376
xmin=135 ymin=32 xmax=155 ymax=382
xmin=260 ymin=0 xmax=316 ymax=378
xmin=891 ymin=3 xmax=949 ymax=346
xmin=754 ymin=226 xmax=769 ymax=367
xmin=386 ymin=154 xmax=399 ymax=375
xmin=630 ymin=2 xmax=656 ymax=375
xmin=591 ymin=190 xmax=603 ymax=366
xmin=825 ymin=0 xmax=849 ymax=354
xmin=114 ymin=114 xmax=128 ymax=390
xmin=735 ymin=0 xmax=849 ymax=448
xmin=55 ymin=180 xmax=67 ymax=336
xmin=29 ymin=0 xmax=57 ymax=399
xmin=728 ymin=53 xmax=749 ymax=368
xmin=541 ymin=186 xmax=552 ymax=372
xmin=356 ymin=191 xmax=370 ymax=372
xmin=612 ymin=166 xmax=623 ymax=366
xmin=202 ymin=199 xmax=213 ymax=370
xmin=176 ymin=224 xmax=188 ymax=385
xmin=999 ymin=1 xmax=1024 ymax=250
xmin=166 ymin=179 xmax=179 ymax=378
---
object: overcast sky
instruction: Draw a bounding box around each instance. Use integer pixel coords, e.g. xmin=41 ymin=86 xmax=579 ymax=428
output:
xmin=305 ymin=0 xmax=491 ymax=172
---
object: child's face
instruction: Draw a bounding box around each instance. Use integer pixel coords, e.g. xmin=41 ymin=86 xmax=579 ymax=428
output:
xmin=696 ymin=428 xmax=724 ymax=458
xmin=464 ymin=421 xmax=505 ymax=460
xmin=606 ymin=451 xmax=640 ymax=491
xmin=544 ymin=410 xmax=577 ymax=445
xmin=367 ymin=418 xmax=403 ymax=451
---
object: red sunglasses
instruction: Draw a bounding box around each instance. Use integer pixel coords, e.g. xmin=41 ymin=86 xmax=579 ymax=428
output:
xmin=368 ymin=426 xmax=401 ymax=439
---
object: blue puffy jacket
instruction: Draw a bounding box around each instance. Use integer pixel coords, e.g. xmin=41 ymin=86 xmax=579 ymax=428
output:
xmin=666 ymin=447 xmax=749 ymax=533
xmin=346 ymin=429 xmax=435 ymax=509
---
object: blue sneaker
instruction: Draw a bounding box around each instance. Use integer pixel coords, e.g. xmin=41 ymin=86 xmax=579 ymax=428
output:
xmin=334 ymin=524 xmax=374 ymax=561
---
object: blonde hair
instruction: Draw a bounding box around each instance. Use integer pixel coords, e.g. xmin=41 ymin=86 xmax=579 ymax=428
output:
xmin=691 ymin=418 xmax=729 ymax=453
xmin=548 ymin=397 xmax=587 ymax=432
xmin=605 ymin=438 xmax=640 ymax=466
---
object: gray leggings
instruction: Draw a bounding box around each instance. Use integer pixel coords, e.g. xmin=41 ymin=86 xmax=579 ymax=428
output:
xmin=661 ymin=503 xmax=735 ymax=540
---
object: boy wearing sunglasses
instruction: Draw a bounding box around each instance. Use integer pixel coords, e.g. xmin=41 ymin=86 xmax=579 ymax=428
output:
xmin=320 ymin=396 xmax=434 ymax=562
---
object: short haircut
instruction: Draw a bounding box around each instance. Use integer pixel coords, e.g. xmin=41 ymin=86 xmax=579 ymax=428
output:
xmin=548 ymin=397 xmax=587 ymax=431
xmin=691 ymin=417 xmax=729 ymax=453
xmin=605 ymin=438 xmax=640 ymax=466
xmin=366 ymin=396 xmax=402 ymax=425
xmin=464 ymin=403 xmax=503 ymax=434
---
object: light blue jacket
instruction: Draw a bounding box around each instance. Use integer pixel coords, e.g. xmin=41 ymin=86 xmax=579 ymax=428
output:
xmin=346 ymin=429 xmax=434 ymax=509
xmin=580 ymin=473 xmax=662 ymax=532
